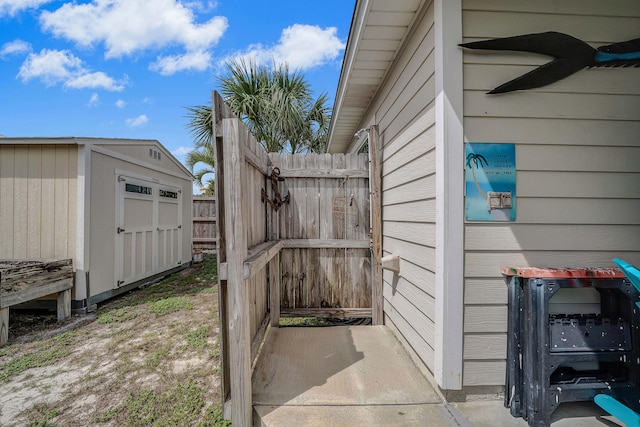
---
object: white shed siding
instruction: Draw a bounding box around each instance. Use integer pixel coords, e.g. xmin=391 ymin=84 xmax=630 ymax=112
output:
xmin=0 ymin=144 xmax=77 ymax=260
xmin=351 ymin=1 xmax=438 ymax=373
xmin=461 ymin=1 xmax=640 ymax=386
xmin=88 ymin=147 xmax=192 ymax=299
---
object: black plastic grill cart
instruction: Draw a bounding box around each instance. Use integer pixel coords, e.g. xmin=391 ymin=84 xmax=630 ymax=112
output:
xmin=502 ymin=267 xmax=640 ymax=427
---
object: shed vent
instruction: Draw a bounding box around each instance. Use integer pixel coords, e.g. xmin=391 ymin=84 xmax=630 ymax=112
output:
xmin=149 ymin=148 xmax=161 ymax=160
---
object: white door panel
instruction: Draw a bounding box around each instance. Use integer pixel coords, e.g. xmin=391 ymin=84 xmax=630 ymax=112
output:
xmin=115 ymin=174 xmax=183 ymax=288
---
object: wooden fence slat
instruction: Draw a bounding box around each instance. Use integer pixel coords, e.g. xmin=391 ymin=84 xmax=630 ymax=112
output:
xmin=370 ymin=126 xmax=383 ymax=325
xmin=222 ymin=117 xmax=252 ymax=427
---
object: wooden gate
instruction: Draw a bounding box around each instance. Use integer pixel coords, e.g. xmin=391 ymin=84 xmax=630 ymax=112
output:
xmin=213 ymin=91 xmax=381 ymax=426
xmin=268 ymin=152 xmax=371 ymax=320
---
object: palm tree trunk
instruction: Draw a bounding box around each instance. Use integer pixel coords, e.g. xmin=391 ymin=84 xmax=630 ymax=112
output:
xmin=471 ymin=165 xmax=487 ymax=200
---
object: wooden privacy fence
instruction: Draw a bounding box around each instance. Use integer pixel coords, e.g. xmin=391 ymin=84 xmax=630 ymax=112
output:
xmin=212 ymin=91 xmax=382 ymax=426
xmin=269 ymin=152 xmax=372 ymax=319
xmin=192 ymin=196 xmax=216 ymax=252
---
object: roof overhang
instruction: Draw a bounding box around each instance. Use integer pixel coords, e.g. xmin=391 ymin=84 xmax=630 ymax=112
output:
xmin=327 ymin=0 xmax=426 ymax=153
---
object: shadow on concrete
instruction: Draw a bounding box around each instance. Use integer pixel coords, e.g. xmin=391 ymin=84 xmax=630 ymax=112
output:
xmin=252 ymin=325 xmax=441 ymax=422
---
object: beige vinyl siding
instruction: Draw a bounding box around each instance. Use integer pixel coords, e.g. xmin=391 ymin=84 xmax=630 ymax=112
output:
xmin=461 ymin=1 xmax=640 ymax=387
xmin=0 ymin=144 xmax=77 ymax=260
xmin=351 ymin=1 xmax=438 ymax=373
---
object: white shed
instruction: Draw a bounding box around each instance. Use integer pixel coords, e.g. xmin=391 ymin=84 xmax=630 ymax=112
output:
xmin=0 ymin=137 xmax=194 ymax=311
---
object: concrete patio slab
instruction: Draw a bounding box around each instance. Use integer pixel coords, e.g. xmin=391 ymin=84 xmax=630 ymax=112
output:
xmin=252 ymin=326 xmax=441 ymax=406
xmin=254 ymin=404 xmax=457 ymax=427
xmin=252 ymin=325 xmax=625 ymax=426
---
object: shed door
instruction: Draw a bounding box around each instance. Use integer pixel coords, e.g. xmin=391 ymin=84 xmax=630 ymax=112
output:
xmin=157 ymin=185 xmax=183 ymax=272
xmin=115 ymin=175 xmax=183 ymax=288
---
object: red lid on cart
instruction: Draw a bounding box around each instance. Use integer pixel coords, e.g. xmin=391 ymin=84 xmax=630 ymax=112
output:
xmin=501 ymin=266 xmax=625 ymax=279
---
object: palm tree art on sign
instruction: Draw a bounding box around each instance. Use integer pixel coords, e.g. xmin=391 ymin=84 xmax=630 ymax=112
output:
xmin=465 ymin=143 xmax=516 ymax=221
xmin=466 ymin=153 xmax=489 ymax=201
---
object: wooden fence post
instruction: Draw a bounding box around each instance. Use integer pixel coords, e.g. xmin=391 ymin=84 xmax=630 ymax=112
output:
xmin=223 ymin=117 xmax=253 ymax=427
xmin=270 ymin=252 xmax=280 ymax=327
xmin=213 ymin=91 xmax=231 ymax=416
xmin=370 ymin=125 xmax=383 ymax=325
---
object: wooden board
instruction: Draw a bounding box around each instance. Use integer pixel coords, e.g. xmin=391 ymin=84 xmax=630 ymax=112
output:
xmin=0 ymin=258 xmax=73 ymax=345
xmin=0 ymin=259 xmax=73 ymax=296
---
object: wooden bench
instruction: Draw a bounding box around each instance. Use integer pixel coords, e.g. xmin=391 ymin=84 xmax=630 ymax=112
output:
xmin=0 ymin=259 xmax=74 ymax=346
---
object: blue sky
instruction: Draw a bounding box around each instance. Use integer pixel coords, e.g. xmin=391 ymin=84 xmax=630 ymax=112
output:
xmin=0 ymin=0 xmax=354 ymax=180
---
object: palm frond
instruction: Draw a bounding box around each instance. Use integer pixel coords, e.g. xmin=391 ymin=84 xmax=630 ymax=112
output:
xmin=214 ymin=59 xmax=332 ymax=153
xmin=184 ymin=105 xmax=213 ymax=148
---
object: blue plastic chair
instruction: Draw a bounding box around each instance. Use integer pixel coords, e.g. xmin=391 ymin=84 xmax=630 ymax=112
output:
xmin=593 ymin=258 xmax=640 ymax=427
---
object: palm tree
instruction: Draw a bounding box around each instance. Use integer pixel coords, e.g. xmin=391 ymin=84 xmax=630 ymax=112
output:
xmin=218 ymin=59 xmax=331 ymax=153
xmin=185 ymin=105 xmax=215 ymax=191
xmin=184 ymin=60 xmax=331 ymax=191
xmin=466 ymin=153 xmax=489 ymax=200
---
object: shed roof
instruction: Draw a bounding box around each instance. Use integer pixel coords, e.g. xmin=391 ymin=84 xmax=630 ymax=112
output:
xmin=0 ymin=136 xmax=193 ymax=179
xmin=327 ymin=0 xmax=426 ymax=153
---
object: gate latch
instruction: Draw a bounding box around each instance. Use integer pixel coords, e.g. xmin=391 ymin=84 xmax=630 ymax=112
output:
xmin=117 ymin=227 xmax=125 ymax=234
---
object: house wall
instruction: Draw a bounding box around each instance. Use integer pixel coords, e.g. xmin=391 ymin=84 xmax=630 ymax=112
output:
xmin=88 ymin=147 xmax=193 ymax=300
xmin=461 ymin=0 xmax=640 ymax=387
xmin=349 ymin=1 xmax=438 ymax=374
xmin=0 ymin=144 xmax=78 ymax=261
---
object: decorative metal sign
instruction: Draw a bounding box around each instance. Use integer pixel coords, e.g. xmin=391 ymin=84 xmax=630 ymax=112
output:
xmin=465 ymin=143 xmax=516 ymax=221
xmin=460 ymin=32 xmax=640 ymax=94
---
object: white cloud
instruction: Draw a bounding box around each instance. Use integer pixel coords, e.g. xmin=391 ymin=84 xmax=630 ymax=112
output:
xmin=87 ymin=93 xmax=100 ymax=107
xmin=115 ymin=99 xmax=126 ymax=108
xmin=18 ymin=49 xmax=83 ymax=84
xmin=66 ymin=71 xmax=126 ymax=91
xmin=0 ymin=0 xmax=52 ymax=17
xmin=40 ymin=0 xmax=228 ymax=61
xmin=171 ymin=146 xmax=194 ymax=157
xmin=0 ymin=40 xmax=32 ymax=58
xmin=184 ymin=1 xmax=217 ymax=14
xmin=126 ymin=114 xmax=148 ymax=127
xmin=225 ymin=24 xmax=345 ymax=70
xmin=150 ymin=50 xmax=212 ymax=75
xmin=17 ymin=49 xmax=126 ymax=91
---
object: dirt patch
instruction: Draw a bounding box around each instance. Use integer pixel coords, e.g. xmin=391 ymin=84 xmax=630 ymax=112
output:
xmin=0 ymin=255 xmax=228 ymax=426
